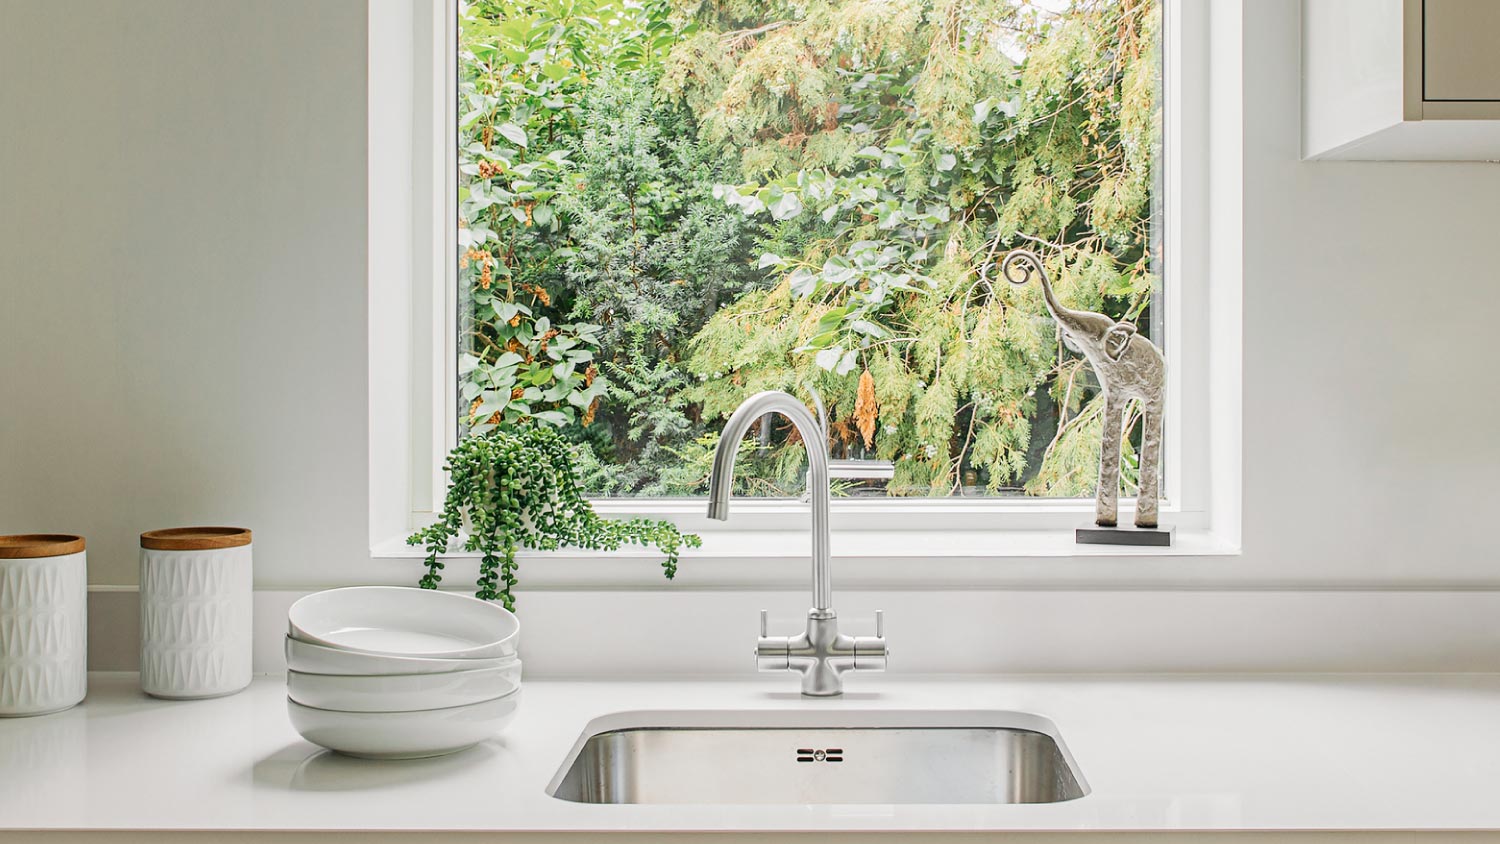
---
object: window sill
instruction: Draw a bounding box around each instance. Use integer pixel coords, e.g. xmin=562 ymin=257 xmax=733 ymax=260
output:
xmin=370 ymin=527 xmax=1240 ymax=591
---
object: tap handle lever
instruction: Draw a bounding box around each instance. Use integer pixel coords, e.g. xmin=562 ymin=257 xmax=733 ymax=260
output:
xmin=853 ymin=611 xmax=889 ymax=672
xmin=756 ymin=610 xmax=791 ymax=672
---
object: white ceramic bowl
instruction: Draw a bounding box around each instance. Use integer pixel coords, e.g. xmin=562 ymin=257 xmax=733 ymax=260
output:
xmin=284 ymin=636 xmax=518 ymax=676
xmin=287 ymin=586 xmax=519 ymax=660
xmin=287 ymin=662 xmax=522 ymax=712
xmin=286 ymin=691 xmax=521 ymax=759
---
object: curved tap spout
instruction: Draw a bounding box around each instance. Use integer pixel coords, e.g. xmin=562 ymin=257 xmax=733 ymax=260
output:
xmin=708 ymin=390 xmax=886 ymax=696
xmin=706 ymin=391 xmax=831 ymax=611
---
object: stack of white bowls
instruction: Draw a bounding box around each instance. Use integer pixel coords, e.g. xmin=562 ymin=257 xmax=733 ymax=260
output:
xmin=284 ymin=586 xmax=521 ymax=759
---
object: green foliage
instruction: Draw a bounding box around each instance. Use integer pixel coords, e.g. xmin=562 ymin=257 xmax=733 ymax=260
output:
xmin=408 ymin=423 xmax=701 ymax=609
xmin=457 ymin=0 xmax=1163 ymax=501
xmin=459 ymin=0 xmax=763 ymax=497
xmin=551 ymin=73 xmax=762 ymax=490
xmin=677 ymin=0 xmax=1162 ymax=495
xmin=1024 ymin=394 xmax=1141 ymax=497
xmin=458 ymin=0 xmax=698 ymax=435
xmin=459 ymin=317 xmax=607 ymax=432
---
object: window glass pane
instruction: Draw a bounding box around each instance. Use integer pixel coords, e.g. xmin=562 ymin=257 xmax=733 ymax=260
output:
xmin=457 ymin=0 xmax=1162 ymax=499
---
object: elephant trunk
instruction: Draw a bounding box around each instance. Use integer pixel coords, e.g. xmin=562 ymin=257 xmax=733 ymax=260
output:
xmin=999 ymin=249 xmax=1074 ymax=323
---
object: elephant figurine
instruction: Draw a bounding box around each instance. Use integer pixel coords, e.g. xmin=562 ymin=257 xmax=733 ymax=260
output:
xmin=999 ymin=249 xmax=1165 ymax=529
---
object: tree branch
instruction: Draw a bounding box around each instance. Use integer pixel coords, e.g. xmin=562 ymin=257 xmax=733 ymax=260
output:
xmin=721 ymin=20 xmax=791 ymax=49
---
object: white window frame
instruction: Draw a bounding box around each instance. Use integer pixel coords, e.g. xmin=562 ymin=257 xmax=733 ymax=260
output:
xmin=368 ymin=0 xmax=1242 ymax=576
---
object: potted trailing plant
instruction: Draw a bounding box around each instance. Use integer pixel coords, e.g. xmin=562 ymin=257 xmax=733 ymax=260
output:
xmin=408 ymin=423 xmax=700 ymax=610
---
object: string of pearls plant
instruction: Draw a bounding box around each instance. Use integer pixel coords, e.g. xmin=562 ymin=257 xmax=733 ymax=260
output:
xmin=409 ymin=424 xmax=700 ymax=610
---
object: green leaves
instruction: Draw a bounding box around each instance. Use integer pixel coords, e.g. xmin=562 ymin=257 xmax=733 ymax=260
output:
xmin=462 ymin=313 xmax=607 ymax=437
xmin=712 ymin=183 xmax=765 ymax=215
xmin=408 ymin=423 xmax=701 ymax=608
xmin=766 ymin=186 xmax=803 ymax=221
xmin=972 ymin=96 xmax=1019 ymax=126
xmin=496 ymin=123 xmax=528 ymax=148
xmin=715 ymin=151 xmax=948 ymax=367
xmin=457 ymin=0 xmax=1161 ymax=502
xmin=459 ymin=0 xmax=699 ymax=446
xmin=787 ymin=268 xmax=817 ymax=297
xmin=678 ymin=0 xmax=1161 ymax=498
xmin=494 ymin=302 xmax=529 ymax=324
xmin=812 ymin=346 xmax=860 ymax=375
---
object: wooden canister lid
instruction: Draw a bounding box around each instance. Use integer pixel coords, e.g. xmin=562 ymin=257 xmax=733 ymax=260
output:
xmin=0 ymin=534 xmax=86 ymax=559
xmin=140 ymin=527 xmax=252 ymax=551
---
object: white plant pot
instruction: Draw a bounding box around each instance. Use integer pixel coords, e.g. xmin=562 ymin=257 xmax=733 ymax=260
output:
xmin=139 ymin=527 xmax=253 ymax=699
xmin=0 ymin=535 xmax=88 ymax=717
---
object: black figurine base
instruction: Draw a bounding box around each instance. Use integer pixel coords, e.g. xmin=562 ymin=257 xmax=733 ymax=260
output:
xmin=1076 ymin=523 xmax=1175 ymax=547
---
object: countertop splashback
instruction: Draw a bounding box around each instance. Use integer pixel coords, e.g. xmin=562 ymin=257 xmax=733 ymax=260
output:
xmin=81 ymin=587 xmax=1500 ymax=676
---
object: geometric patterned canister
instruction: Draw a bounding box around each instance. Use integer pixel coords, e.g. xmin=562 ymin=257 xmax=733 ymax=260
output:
xmin=139 ymin=527 xmax=252 ymax=699
xmin=0 ymin=535 xmax=88 ymax=717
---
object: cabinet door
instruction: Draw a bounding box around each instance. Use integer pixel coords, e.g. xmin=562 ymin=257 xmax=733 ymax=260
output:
xmin=1423 ymin=0 xmax=1500 ymax=101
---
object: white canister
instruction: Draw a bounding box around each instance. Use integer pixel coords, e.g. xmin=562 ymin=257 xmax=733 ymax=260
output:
xmin=0 ymin=535 xmax=88 ymax=717
xmin=139 ymin=527 xmax=253 ymax=699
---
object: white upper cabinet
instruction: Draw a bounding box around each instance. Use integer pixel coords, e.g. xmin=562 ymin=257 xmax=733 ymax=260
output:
xmin=1304 ymin=0 xmax=1500 ymax=160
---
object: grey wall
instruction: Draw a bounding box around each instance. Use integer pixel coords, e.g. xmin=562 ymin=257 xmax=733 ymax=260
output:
xmin=2 ymin=0 xmax=1498 ymax=594
xmin=0 ymin=0 xmax=369 ymax=583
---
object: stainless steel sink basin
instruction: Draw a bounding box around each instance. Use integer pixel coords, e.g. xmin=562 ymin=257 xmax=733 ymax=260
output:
xmin=547 ymin=710 xmax=1088 ymax=805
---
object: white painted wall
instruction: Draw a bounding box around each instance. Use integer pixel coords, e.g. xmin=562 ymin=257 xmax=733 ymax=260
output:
xmin=1240 ymin=0 xmax=1498 ymax=586
xmin=0 ymin=0 xmax=369 ymax=585
xmin=3 ymin=0 xmax=1499 ymax=648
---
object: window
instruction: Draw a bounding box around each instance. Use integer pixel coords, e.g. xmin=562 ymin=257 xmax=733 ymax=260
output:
xmin=453 ymin=0 xmax=1169 ymax=503
xmin=367 ymin=0 xmax=1235 ymax=558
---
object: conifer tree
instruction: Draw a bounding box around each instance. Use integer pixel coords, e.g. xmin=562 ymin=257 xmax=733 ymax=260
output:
xmin=458 ymin=0 xmax=1161 ymax=497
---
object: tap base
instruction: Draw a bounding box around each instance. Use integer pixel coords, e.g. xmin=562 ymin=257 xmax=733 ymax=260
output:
xmin=757 ymin=611 xmax=886 ymax=697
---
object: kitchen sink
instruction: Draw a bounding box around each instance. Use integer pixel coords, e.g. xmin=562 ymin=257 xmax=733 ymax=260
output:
xmin=547 ymin=709 xmax=1087 ymax=805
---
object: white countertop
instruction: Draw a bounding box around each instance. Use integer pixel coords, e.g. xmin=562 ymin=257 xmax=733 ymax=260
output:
xmin=2 ymin=672 xmax=1498 ymax=833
